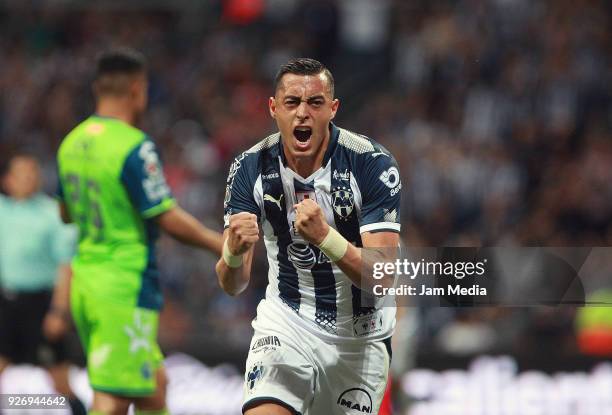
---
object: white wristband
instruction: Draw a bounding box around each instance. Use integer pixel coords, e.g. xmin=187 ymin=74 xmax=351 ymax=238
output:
xmin=222 ymin=238 xmax=243 ymax=268
xmin=317 ymin=227 xmax=349 ymax=262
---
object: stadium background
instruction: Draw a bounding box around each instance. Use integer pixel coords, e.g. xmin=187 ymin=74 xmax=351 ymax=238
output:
xmin=0 ymin=0 xmax=611 ymax=413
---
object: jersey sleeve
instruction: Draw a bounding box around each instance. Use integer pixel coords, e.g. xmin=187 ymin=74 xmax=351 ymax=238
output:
xmin=55 ymin=176 xmax=65 ymax=202
xmin=120 ymin=138 xmax=176 ymax=219
xmin=223 ymin=152 xmax=260 ymax=228
xmin=358 ymin=152 xmax=402 ymax=234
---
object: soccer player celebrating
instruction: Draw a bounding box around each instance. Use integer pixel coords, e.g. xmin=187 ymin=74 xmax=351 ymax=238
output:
xmin=57 ymin=48 xmax=222 ymax=415
xmin=217 ymin=58 xmax=401 ymax=415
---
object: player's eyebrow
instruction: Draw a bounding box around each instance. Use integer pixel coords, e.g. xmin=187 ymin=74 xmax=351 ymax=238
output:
xmin=283 ymin=94 xmax=326 ymax=102
xmin=306 ymin=94 xmax=325 ymax=101
xmin=283 ymin=95 xmax=302 ymax=101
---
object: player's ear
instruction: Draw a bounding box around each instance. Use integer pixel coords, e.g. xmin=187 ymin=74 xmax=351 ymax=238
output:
xmin=128 ymin=79 xmax=139 ymax=101
xmin=269 ymin=97 xmax=277 ymax=119
xmin=330 ymin=98 xmax=340 ymax=120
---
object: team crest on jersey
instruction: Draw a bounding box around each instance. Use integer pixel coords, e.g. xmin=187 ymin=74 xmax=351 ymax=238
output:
xmin=332 ymin=186 xmax=355 ymax=220
xmin=246 ymin=363 xmax=264 ymax=391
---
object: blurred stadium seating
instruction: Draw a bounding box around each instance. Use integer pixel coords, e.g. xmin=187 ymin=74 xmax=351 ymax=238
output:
xmin=0 ymin=0 xmax=611 ymax=413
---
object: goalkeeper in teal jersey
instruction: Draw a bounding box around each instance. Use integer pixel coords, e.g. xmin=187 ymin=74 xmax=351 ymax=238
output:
xmin=57 ymin=48 xmax=223 ymax=415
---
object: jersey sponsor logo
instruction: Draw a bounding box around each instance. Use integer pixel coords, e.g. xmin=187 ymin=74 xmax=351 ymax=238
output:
xmin=224 ymin=153 xmax=247 ymax=209
xmin=139 ymin=141 xmax=171 ymax=202
xmin=390 ymin=182 xmax=402 ymax=197
xmin=223 ymin=185 xmax=232 ymax=208
xmin=332 ymin=186 xmax=355 ymax=219
xmin=318 ymin=250 xmax=331 ymax=264
xmin=337 ymin=388 xmax=373 ymax=413
xmin=124 ymin=311 xmax=153 ymax=354
xmin=262 ymin=172 xmax=280 ymax=180
xmin=246 ymin=363 xmax=264 ymax=391
xmin=353 ymin=312 xmax=384 ymax=337
xmin=379 ymin=167 xmax=400 ymax=188
xmin=290 ymin=220 xmax=298 ymax=236
xmin=333 ymin=168 xmax=350 ymax=182
xmin=251 ymin=335 xmax=282 ymax=354
xmin=379 ymin=166 xmax=401 ymax=196
xmin=264 ymin=193 xmax=284 ymax=211
xmin=286 ymin=240 xmax=331 ymax=267
xmin=287 ymin=242 xmax=317 ymax=270
xmin=226 ymin=153 xmax=246 ymax=185
xmin=371 ymin=151 xmax=389 ymax=158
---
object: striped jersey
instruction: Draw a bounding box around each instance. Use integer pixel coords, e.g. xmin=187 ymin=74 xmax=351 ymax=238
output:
xmin=224 ymin=124 xmax=401 ymax=342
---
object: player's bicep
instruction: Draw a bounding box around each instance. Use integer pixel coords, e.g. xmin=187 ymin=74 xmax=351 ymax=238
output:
xmin=361 ymin=231 xmax=399 ymax=249
xmin=121 ymin=139 xmax=176 ymax=218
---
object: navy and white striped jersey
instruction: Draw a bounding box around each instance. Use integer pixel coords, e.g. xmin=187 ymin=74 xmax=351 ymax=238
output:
xmin=223 ymin=124 xmax=401 ymax=342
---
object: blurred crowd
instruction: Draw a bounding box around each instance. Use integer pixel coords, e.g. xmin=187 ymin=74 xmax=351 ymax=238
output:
xmin=0 ymin=0 xmax=610 ymax=365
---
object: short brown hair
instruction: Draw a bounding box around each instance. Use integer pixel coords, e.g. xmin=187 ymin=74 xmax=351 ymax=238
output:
xmin=274 ymin=58 xmax=335 ymax=97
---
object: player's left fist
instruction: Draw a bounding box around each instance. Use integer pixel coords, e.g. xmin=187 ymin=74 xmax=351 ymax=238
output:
xmin=294 ymin=198 xmax=329 ymax=245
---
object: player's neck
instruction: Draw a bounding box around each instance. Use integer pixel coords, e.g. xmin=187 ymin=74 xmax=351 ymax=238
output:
xmin=95 ymin=99 xmax=137 ymax=126
xmin=285 ymin=133 xmax=330 ymax=179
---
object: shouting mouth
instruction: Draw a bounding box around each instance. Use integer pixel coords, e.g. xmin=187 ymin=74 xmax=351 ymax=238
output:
xmin=293 ymin=126 xmax=312 ymax=148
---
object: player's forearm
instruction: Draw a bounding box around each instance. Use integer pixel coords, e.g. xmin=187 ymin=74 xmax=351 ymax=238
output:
xmin=333 ymin=243 xmax=363 ymax=286
xmin=215 ymin=259 xmax=250 ymax=296
xmin=334 ymin=244 xmax=390 ymax=290
xmin=157 ymin=206 xmax=223 ymax=255
xmin=315 ymin=227 xmax=397 ymax=291
xmin=50 ymin=264 xmax=72 ymax=317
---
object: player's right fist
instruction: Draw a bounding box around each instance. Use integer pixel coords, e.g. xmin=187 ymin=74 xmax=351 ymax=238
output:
xmin=227 ymin=212 xmax=259 ymax=255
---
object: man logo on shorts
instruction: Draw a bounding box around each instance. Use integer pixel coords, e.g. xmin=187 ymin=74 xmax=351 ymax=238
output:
xmin=337 ymin=388 xmax=373 ymax=413
xmin=246 ymin=364 xmax=264 ymax=390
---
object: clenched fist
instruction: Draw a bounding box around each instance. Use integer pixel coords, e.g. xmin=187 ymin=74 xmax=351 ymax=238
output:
xmin=227 ymin=212 xmax=259 ymax=255
xmin=294 ymin=198 xmax=330 ymax=245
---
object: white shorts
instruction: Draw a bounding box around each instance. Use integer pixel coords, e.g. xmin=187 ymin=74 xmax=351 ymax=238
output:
xmin=242 ymin=299 xmax=391 ymax=415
